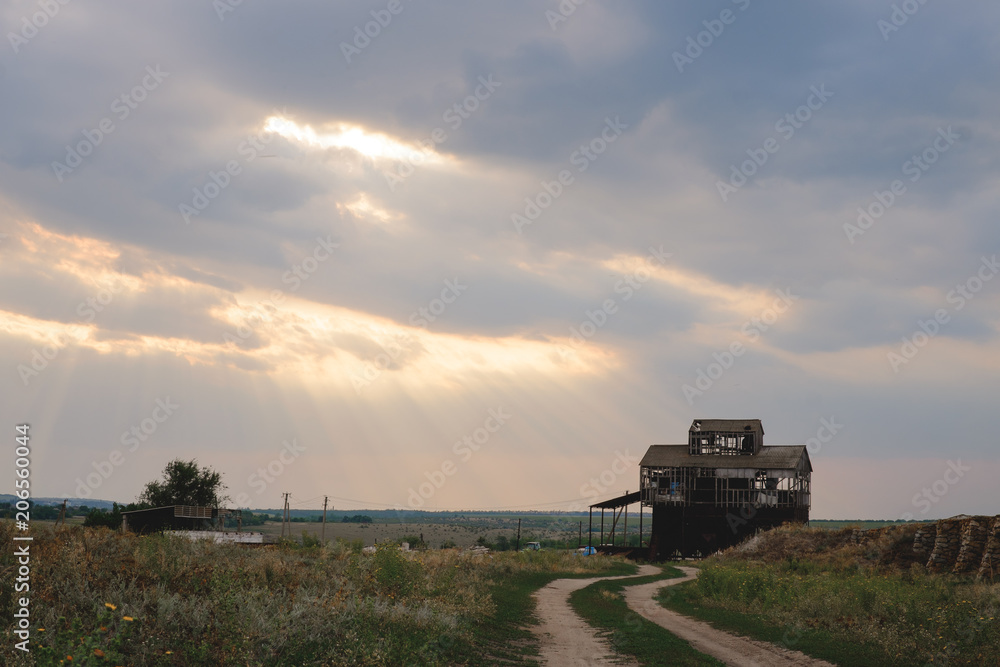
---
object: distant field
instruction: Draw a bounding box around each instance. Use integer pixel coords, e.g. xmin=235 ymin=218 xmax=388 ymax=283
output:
xmin=33 ymin=514 xmax=925 ymax=546
xmin=255 ymin=516 xmax=923 ymax=544
xmin=809 ymin=519 xmax=931 ymax=530
xmin=254 ymin=519 xmax=588 ymax=548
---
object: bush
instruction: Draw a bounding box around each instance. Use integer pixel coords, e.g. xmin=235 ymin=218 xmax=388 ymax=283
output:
xmin=400 ymin=534 xmax=427 ymax=550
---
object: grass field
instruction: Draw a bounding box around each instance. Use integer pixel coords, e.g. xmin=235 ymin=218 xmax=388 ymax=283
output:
xmin=657 ymin=524 xmax=1000 ymax=666
xmin=252 ymin=519 xmax=583 ymax=549
xmin=32 ymin=511 xmax=914 ymax=548
xmin=1 ymin=519 xmax=632 ymax=665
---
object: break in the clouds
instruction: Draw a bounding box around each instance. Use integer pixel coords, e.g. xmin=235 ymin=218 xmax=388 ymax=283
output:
xmin=2 ymin=0 xmax=998 ymax=519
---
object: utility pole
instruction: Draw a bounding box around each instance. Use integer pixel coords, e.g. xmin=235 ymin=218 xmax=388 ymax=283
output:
xmin=321 ymin=496 xmax=329 ymax=544
xmin=280 ymin=493 xmax=290 ymax=539
xmin=516 ymin=518 xmax=521 ymax=552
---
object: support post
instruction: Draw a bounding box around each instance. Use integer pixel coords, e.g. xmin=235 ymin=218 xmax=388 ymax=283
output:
xmin=624 ymin=499 xmax=628 ymax=547
xmin=588 ymin=507 xmax=593 ymax=549
xmin=639 ymin=504 xmax=643 ymax=547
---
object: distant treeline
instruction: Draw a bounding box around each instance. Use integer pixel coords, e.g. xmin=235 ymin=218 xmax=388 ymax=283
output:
xmin=247 ymin=509 xmax=591 ymax=524
xmin=0 ymin=501 xmax=110 ymax=521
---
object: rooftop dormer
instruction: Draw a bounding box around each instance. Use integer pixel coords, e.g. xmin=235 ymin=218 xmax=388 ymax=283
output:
xmin=688 ymin=418 xmax=763 ymax=455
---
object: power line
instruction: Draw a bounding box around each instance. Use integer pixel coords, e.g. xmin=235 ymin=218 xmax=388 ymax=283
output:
xmin=288 ymin=494 xmax=323 ymax=507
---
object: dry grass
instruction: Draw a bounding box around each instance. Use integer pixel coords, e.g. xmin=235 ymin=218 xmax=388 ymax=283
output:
xmin=0 ymin=520 xmax=621 ymax=665
xmin=681 ymin=523 xmax=1000 ymax=665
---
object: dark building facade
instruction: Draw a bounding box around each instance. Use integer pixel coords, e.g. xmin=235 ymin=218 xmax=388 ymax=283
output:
xmin=121 ymin=505 xmax=236 ymax=533
xmin=641 ymin=419 xmax=811 ymax=558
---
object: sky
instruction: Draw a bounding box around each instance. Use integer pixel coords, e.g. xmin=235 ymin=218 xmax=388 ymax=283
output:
xmin=2 ymin=1 xmax=998 ymax=520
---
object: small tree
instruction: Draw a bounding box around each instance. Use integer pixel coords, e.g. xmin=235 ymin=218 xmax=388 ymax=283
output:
xmin=139 ymin=459 xmax=229 ymax=507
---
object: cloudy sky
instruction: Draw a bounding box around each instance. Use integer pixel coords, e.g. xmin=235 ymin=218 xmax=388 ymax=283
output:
xmin=3 ymin=1 xmax=998 ymax=520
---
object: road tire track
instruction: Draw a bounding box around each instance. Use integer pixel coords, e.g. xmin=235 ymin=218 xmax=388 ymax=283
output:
xmin=532 ymin=564 xmax=660 ymax=666
xmin=623 ymin=566 xmax=835 ymax=667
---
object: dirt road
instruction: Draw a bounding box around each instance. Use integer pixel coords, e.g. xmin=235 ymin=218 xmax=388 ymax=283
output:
xmin=622 ymin=566 xmax=835 ymax=667
xmin=532 ymin=564 xmax=660 ymax=666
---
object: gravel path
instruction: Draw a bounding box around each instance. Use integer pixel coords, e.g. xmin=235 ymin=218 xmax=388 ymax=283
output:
xmin=532 ymin=564 xmax=660 ymax=666
xmin=622 ymin=566 xmax=835 ymax=667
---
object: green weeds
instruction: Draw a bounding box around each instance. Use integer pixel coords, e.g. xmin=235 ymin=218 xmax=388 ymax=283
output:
xmin=570 ymin=567 xmax=724 ymax=666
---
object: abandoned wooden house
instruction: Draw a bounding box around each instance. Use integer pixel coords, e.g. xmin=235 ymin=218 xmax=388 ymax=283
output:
xmin=121 ymin=505 xmax=266 ymax=543
xmin=121 ymin=505 xmax=239 ymax=534
xmin=588 ymin=419 xmax=811 ymax=559
xmin=642 ymin=419 xmax=811 ymax=558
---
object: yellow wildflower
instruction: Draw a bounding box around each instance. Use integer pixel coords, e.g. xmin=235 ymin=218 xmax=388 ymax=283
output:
xmin=105 ymin=603 xmax=117 ymax=611
xmin=123 ymin=616 xmax=134 ymax=622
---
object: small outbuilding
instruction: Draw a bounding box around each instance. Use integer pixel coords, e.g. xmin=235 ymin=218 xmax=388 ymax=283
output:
xmin=121 ymin=505 xmax=239 ymax=534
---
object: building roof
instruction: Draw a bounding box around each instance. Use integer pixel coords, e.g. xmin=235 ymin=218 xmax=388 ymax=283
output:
xmin=640 ymin=444 xmax=810 ymax=472
xmin=690 ymin=419 xmax=763 ymax=433
xmin=590 ymin=491 xmax=641 ymax=509
xmin=121 ymin=505 xmax=237 ymax=516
